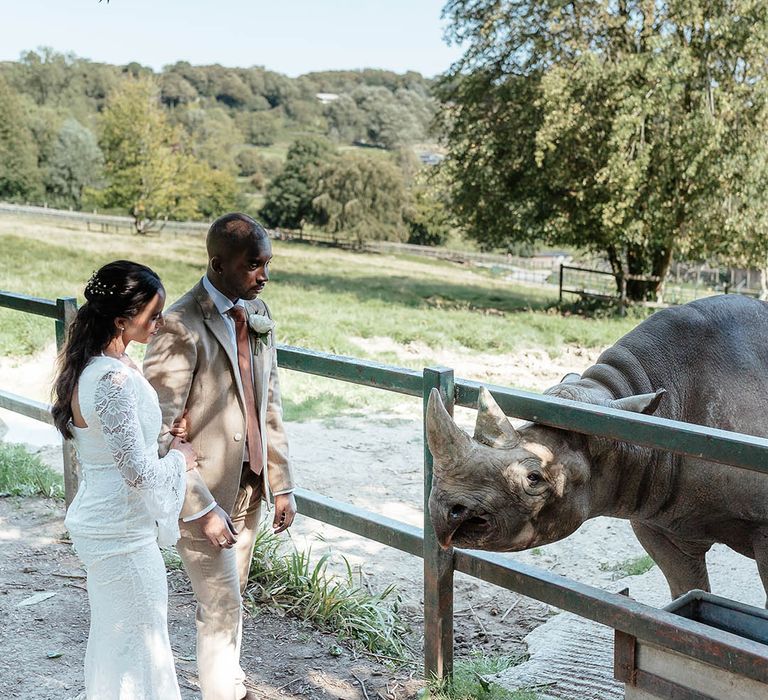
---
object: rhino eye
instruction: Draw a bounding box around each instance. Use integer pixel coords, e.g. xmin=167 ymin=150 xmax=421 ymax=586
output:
xmin=527 ymin=471 xmax=543 ymax=485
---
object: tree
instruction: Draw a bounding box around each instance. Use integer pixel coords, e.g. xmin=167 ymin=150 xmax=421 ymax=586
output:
xmin=175 ymin=107 xmax=242 ymax=173
xmin=348 ymin=86 xmax=430 ymax=149
xmin=260 ymin=136 xmax=335 ymax=230
xmin=325 ymin=94 xmax=365 ymax=143
xmin=213 ymin=70 xmax=253 ymax=108
xmin=404 ymin=168 xmax=453 ymax=247
xmin=235 ymin=147 xmax=282 ymax=180
xmin=0 ymin=74 xmax=41 ymax=200
xmin=439 ymin=0 xmax=768 ymax=301
xmin=234 ymin=109 xmax=280 ymax=147
xmin=18 ymin=48 xmax=73 ymax=106
xmin=159 ymin=72 xmax=198 ymax=107
xmin=99 ymin=77 xmax=237 ymax=232
xmin=45 ymin=118 xmax=104 ymax=208
xmin=312 ymin=153 xmax=408 ymax=243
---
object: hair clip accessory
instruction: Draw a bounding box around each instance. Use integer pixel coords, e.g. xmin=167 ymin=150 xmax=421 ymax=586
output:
xmin=85 ymin=271 xmax=115 ymax=297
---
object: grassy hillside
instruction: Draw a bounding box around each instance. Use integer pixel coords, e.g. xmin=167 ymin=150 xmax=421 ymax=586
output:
xmin=0 ymin=218 xmax=641 ymax=418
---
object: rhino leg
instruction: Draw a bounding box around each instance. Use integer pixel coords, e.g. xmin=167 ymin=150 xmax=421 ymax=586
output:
xmin=631 ymin=521 xmax=711 ymax=600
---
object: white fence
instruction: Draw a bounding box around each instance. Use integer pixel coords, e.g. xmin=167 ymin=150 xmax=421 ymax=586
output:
xmin=0 ymin=202 xmax=210 ymax=236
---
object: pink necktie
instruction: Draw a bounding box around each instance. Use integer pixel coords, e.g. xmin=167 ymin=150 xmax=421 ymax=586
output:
xmin=228 ymin=306 xmax=263 ymax=475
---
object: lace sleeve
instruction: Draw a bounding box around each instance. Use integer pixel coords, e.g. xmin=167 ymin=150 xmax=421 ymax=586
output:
xmin=94 ymin=369 xmax=185 ymax=494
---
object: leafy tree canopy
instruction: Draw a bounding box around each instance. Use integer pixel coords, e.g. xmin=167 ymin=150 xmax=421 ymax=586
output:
xmin=98 ymin=77 xmax=237 ymax=232
xmin=0 ymin=74 xmax=41 ymax=200
xmin=439 ymin=0 xmax=768 ymax=300
xmin=45 ymin=118 xmax=104 ymax=208
xmin=259 ymin=136 xmax=335 ymax=230
xmin=312 ymin=152 xmax=408 ymax=242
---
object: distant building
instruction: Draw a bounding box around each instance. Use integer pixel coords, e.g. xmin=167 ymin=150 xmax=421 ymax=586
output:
xmin=418 ymin=152 xmax=444 ymax=166
xmin=316 ymin=92 xmax=340 ymax=104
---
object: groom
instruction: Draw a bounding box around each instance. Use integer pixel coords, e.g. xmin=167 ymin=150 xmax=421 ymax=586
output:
xmin=144 ymin=212 xmax=297 ymax=700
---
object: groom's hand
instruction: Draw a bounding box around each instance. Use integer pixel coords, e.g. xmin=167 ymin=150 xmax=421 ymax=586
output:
xmin=170 ymin=410 xmax=189 ymax=441
xmin=199 ymin=505 xmax=238 ymax=549
xmin=272 ymin=493 xmax=297 ymax=534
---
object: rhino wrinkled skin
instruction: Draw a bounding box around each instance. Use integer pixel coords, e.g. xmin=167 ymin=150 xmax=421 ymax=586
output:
xmin=427 ymin=294 xmax=768 ymax=600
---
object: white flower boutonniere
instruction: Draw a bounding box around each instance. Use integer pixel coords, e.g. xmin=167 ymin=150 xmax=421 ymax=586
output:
xmin=247 ymin=313 xmax=275 ymax=354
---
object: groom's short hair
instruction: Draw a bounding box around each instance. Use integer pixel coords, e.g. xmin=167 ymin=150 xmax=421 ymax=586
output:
xmin=207 ymin=213 xmax=269 ymax=259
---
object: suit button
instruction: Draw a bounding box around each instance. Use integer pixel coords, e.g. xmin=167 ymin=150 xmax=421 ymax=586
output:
xmin=234 ymin=432 xmax=242 ymax=441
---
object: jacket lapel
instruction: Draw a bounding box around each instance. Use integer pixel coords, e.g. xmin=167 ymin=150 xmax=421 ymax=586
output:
xmin=193 ymin=282 xmax=246 ymax=411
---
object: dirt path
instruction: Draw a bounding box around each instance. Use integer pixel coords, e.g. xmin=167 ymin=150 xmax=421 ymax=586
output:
xmin=2 ymin=339 xmax=766 ymax=698
xmin=2 ymin=342 xmax=596 ymax=698
xmin=0 ymin=496 xmax=427 ymax=700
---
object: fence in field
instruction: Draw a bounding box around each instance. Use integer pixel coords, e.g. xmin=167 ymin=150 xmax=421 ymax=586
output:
xmin=3 ymin=289 xmax=768 ymax=689
xmin=0 ymin=202 xmax=566 ymax=286
xmin=0 ymin=202 xmax=209 ymax=236
xmin=6 ymin=201 xmax=767 ymax=303
xmin=277 ymin=229 xmax=566 ymax=285
xmin=559 ymin=263 xmax=765 ymax=306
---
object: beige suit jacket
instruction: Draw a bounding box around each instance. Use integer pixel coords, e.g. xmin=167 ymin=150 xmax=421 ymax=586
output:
xmin=143 ymin=280 xmax=294 ymax=519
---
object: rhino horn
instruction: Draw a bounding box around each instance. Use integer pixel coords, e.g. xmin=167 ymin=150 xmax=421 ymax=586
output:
xmin=610 ymin=388 xmax=666 ymax=415
xmin=426 ymin=388 xmax=471 ymax=469
xmin=473 ymin=386 xmax=521 ymax=449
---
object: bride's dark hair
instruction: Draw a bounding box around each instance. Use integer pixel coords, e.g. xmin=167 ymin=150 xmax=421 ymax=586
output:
xmin=52 ymin=260 xmax=163 ymax=438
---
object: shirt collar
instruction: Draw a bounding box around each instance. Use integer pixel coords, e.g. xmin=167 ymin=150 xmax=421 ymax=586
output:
xmin=202 ymin=275 xmax=246 ymax=317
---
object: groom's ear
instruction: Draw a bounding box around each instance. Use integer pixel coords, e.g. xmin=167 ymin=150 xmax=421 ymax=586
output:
xmin=209 ymin=256 xmax=223 ymax=275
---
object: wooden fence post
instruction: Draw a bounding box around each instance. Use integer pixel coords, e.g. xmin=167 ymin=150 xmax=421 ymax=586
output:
xmin=423 ymin=366 xmax=455 ymax=681
xmin=56 ymin=296 xmax=79 ymax=507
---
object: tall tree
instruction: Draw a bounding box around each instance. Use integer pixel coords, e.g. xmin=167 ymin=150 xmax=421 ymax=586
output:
xmin=99 ymin=77 xmax=236 ymax=232
xmin=439 ymin=0 xmax=768 ymax=300
xmin=0 ymin=74 xmax=41 ymax=200
xmin=260 ymin=136 xmax=335 ymax=230
xmin=45 ymin=118 xmax=104 ymax=208
xmin=312 ymin=153 xmax=408 ymax=243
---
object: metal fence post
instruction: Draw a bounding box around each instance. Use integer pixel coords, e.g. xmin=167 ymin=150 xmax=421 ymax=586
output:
xmin=423 ymin=366 xmax=455 ymax=681
xmin=56 ymin=296 xmax=79 ymax=507
xmin=558 ymin=263 xmax=564 ymax=304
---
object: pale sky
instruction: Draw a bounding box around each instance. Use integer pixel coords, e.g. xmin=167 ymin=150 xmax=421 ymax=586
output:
xmin=0 ymin=0 xmax=463 ymax=77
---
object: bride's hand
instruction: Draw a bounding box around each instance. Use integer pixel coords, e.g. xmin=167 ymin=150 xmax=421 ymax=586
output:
xmin=170 ymin=435 xmax=197 ymax=471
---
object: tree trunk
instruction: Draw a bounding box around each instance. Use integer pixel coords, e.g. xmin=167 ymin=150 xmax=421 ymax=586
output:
xmin=615 ymin=242 xmax=674 ymax=303
xmin=760 ymin=260 xmax=768 ymax=301
xmin=625 ymin=244 xmax=654 ymax=301
xmin=651 ymin=244 xmax=675 ymax=304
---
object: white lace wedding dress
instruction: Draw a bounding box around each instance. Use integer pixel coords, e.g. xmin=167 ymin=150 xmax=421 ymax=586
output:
xmin=65 ymin=355 xmax=186 ymax=700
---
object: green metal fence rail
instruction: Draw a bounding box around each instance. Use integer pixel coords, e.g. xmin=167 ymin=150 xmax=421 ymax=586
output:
xmin=277 ymin=345 xmax=768 ymax=682
xmin=0 ymin=291 xmax=78 ymax=503
xmin=4 ymin=291 xmax=768 ymax=685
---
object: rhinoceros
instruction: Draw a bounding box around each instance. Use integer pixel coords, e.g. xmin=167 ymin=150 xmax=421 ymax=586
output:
xmin=426 ymin=294 xmax=768 ymax=600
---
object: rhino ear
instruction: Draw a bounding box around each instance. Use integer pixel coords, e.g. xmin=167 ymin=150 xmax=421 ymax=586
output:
xmin=474 ymin=386 xmax=521 ymax=449
xmin=610 ymin=388 xmax=666 ymax=415
xmin=560 ymin=372 xmax=581 ymax=384
xmin=426 ymin=388 xmax=471 ymax=468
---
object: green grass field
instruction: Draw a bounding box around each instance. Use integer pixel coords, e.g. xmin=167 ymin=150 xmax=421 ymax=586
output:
xmin=0 ymin=217 xmax=643 ymax=419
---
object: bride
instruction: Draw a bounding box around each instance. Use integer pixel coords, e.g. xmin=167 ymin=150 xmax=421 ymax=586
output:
xmin=52 ymin=261 xmax=197 ymax=699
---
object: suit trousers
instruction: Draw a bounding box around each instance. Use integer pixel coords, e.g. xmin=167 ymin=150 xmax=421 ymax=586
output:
xmin=176 ymin=467 xmax=263 ymax=700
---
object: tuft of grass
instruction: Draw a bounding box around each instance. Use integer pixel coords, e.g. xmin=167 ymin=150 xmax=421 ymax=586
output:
xmin=245 ymin=526 xmax=410 ymax=661
xmin=426 ymin=651 xmax=540 ymax=700
xmin=0 ymin=442 xmax=64 ymax=499
xmin=161 ymin=547 xmax=185 ymax=571
xmin=599 ymin=554 xmax=656 ymax=578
